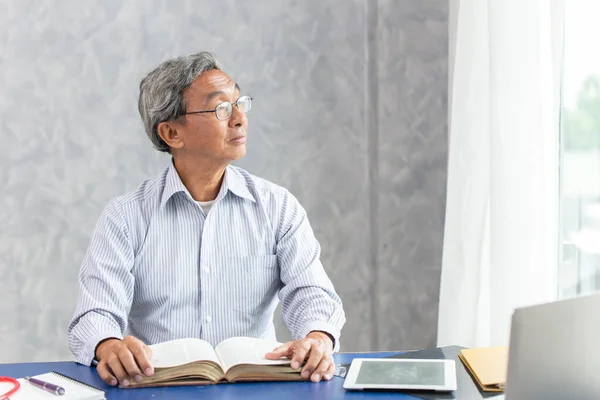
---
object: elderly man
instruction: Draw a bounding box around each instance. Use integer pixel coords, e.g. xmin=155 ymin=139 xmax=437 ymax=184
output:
xmin=67 ymin=51 xmax=346 ymax=387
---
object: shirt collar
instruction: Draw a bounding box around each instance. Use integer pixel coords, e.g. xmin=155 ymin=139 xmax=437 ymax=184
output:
xmin=221 ymin=165 xmax=256 ymax=203
xmin=160 ymin=161 xmax=255 ymax=209
xmin=160 ymin=161 xmax=190 ymax=209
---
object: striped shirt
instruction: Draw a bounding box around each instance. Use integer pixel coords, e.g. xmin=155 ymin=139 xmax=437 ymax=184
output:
xmin=67 ymin=161 xmax=346 ymax=366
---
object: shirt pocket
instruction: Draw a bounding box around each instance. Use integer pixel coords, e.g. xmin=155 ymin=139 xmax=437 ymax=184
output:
xmin=224 ymin=255 xmax=280 ymax=316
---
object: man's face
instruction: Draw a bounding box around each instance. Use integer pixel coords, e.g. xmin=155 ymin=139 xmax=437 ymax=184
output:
xmin=173 ymin=69 xmax=248 ymax=161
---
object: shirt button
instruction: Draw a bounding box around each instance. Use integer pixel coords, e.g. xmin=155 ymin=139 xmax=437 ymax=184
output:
xmin=203 ymin=267 xmax=210 ymax=273
xmin=205 ymin=316 xmax=212 ymax=323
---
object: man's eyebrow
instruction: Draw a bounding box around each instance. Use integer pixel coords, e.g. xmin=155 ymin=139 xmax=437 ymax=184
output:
xmin=204 ymin=83 xmax=241 ymax=104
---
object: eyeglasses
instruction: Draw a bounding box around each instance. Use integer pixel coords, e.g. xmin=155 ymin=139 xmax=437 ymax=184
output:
xmin=183 ymin=95 xmax=252 ymax=121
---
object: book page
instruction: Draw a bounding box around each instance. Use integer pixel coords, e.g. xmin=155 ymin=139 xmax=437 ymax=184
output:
xmin=150 ymin=338 xmax=220 ymax=368
xmin=215 ymin=337 xmax=291 ymax=373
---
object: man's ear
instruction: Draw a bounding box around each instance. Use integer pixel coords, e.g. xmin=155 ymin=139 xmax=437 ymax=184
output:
xmin=157 ymin=121 xmax=184 ymax=150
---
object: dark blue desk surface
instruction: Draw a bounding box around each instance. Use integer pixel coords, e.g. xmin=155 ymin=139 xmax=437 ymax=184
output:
xmin=0 ymin=352 xmax=426 ymax=400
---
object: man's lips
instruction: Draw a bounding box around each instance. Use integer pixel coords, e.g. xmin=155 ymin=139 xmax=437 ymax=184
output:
xmin=229 ymin=135 xmax=246 ymax=144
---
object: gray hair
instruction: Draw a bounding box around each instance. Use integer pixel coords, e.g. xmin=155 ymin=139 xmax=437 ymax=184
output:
xmin=138 ymin=51 xmax=223 ymax=153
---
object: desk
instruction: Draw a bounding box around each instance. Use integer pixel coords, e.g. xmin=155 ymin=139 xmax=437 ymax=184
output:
xmin=0 ymin=352 xmax=424 ymax=400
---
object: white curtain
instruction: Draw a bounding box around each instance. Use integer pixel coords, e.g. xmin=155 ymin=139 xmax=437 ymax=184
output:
xmin=438 ymin=0 xmax=564 ymax=348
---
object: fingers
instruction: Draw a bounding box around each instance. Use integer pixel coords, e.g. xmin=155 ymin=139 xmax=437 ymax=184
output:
xmin=292 ymin=340 xmax=312 ymax=373
xmin=130 ymin=342 xmax=154 ymax=377
xmin=144 ymin=345 xmax=153 ymax=360
xmin=265 ymin=342 xmax=292 ymax=360
xmin=97 ymin=360 xmax=118 ymax=386
xmin=94 ymin=336 xmax=154 ymax=386
xmin=326 ymin=361 xmax=336 ymax=380
xmin=106 ymin=353 xmax=130 ymax=387
xmin=311 ymin=353 xmax=335 ymax=382
xmin=117 ymin=347 xmax=144 ymax=383
xmin=301 ymin=341 xmax=323 ymax=379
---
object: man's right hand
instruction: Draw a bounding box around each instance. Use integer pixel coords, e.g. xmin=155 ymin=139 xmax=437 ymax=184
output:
xmin=95 ymin=336 xmax=154 ymax=387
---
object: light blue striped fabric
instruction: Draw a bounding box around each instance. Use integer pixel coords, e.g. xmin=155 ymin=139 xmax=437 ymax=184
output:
xmin=67 ymin=161 xmax=346 ymax=366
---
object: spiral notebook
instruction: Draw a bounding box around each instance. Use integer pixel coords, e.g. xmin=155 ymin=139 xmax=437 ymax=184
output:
xmin=11 ymin=372 xmax=105 ymax=400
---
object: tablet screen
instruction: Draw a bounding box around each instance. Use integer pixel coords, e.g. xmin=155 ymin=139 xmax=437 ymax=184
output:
xmin=355 ymin=360 xmax=445 ymax=386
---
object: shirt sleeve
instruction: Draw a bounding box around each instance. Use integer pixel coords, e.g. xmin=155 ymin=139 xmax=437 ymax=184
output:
xmin=67 ymin=198 xmax=134 ymax=365
xmin=276 ymin=190 xmax=346 ymax=352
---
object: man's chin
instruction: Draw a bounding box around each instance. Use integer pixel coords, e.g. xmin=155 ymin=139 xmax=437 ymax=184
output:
xmin=228 ymin=146 xmax=247 ymax=161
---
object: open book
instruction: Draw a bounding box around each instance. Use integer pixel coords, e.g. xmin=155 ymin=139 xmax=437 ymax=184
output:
xmin=126 ymin=337 xmax=303 ymax=388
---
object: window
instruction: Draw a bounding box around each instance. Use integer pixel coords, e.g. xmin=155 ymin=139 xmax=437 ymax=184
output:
xmin=559 ymin=0 xmax=600 ymax=298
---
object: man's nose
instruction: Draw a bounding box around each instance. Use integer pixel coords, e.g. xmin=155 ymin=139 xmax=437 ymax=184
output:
xmin=229 ymin=106 xmax=246 ymax=127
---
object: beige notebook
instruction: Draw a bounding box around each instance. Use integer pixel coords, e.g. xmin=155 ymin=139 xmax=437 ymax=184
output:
xmin=458 ymin=346 xmax=508 ymax=392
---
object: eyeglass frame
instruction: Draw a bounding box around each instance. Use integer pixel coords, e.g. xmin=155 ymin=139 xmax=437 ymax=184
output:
xmin=182 ymin=95 xmax=253 ymax=121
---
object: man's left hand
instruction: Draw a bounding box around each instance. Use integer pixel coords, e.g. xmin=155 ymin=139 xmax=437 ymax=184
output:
xmin=265 ymin=331 xmax=335 ymax=382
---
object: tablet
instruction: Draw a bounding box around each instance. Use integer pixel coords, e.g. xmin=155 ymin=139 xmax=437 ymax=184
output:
xmin=343 ymin=358 xmax=457 ymax=392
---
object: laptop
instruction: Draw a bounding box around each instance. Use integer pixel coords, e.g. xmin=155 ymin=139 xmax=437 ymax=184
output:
xmin=504 ymin=292 xmax=600 ymax=400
